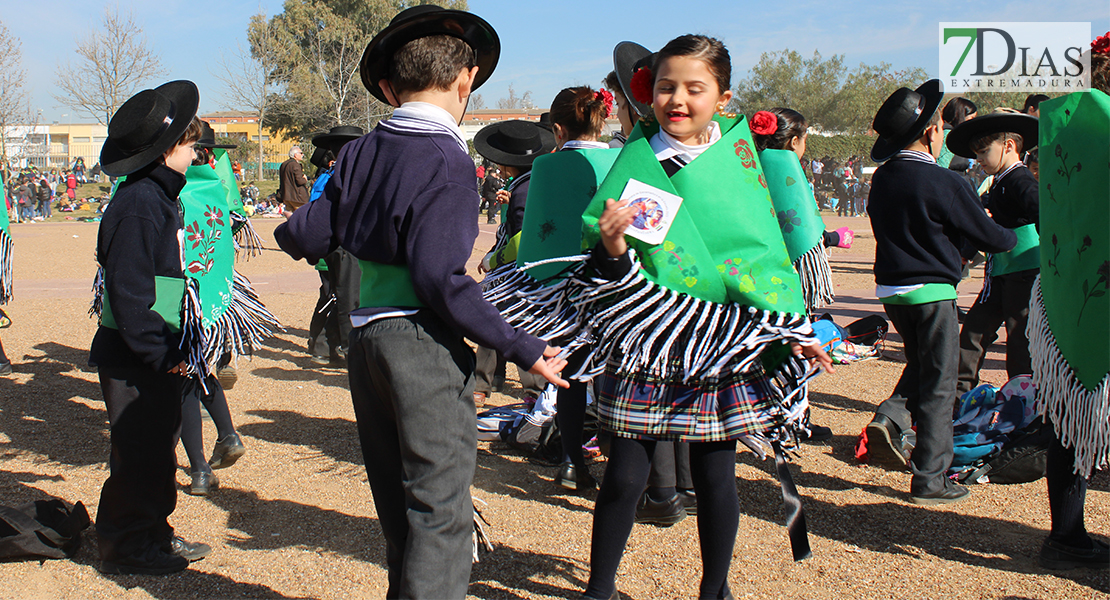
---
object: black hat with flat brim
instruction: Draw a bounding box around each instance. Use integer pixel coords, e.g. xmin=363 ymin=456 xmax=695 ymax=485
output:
xmin=196 ymin=121 xmax=236 ymax=149
xmin=870 ymin=79 xmax=944 ymax=163
xmin=473 ymin=120 xmax=555 ymax=168
xmin=360 ymin=5 xmax=500 ymax=105
xmin=946 ymin=113 xmax=1039 ymax=158
xmin=100 ymin=80 xmax=200 ymax=176
xmin=311 ymin=125 xmax=365 ymax=153
xmin=613 ymin=41 xmax=654 ymax=118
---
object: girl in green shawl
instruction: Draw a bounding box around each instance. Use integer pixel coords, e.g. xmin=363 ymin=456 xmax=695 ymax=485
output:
xmin=580 ymin=35 xmax=832 ymax=600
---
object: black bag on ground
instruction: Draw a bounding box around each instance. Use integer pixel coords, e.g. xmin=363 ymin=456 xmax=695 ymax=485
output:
xmin=958 ymin=419 xmax=1052 ymax=484
xmin=843 ymin=315 xmax=888 ymax=347
xmin=0 ymin=498 xmax=90 ymax=560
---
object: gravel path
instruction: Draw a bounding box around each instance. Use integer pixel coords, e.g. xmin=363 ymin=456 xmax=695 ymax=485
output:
xmin=0 ymin=216 xmax=1104 ymax=599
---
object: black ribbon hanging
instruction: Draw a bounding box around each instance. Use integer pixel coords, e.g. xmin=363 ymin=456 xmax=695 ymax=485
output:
xmin=772 ymin=440 xmax=812 ymax=561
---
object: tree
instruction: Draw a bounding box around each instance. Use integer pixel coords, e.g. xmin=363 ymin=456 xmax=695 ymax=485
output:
xmin=0 ymin=20 xmax=28 ymax=182
xmin=214 ymin=11 xmax=286 ymax=180
xmin=469 ymin=93 xmax=485 ymax=110
xmin=52 ymin=7 xmax=163 ymax=125
xmin=497 ymin=84 xmax=534 ymax=110
xmin=826 ymin=63 xmax=930 ymax=133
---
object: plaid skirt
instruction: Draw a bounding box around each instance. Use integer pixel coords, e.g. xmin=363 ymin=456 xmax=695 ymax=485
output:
xmin=593 ymin=363 xmax=784 ymax=442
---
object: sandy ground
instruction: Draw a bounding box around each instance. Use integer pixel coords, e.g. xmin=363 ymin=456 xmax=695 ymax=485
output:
xmin=0 ymin=215 xmax=1105 ymax=599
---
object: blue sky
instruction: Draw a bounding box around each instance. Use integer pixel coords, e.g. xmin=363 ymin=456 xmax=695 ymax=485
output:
xmin=4 ymin=0 xmax=1107 ymax=123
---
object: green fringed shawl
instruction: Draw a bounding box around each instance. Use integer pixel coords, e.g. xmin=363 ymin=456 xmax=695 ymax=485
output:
xmin=0 ymin=171 xmax=11 ymax=304
xmin=1030 ymin=90 xmax=1110 ymax=478
xmin=758 ymin=149 xmax=825 ymax=263
xmin=583 ymin=114 xmax=804 ymax=314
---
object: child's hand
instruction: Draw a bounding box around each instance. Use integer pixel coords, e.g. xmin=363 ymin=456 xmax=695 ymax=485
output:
xmin=168 ymin=361 xmax=187 ymax=375
xmin=529 ymin=345 xmax=570 ymax=388
xmin=495 ymin=189 xmax=511 ymax=206
xmin=791 ymin=342 xmax=835 ymax=373
xmin=599 ymin=198 xmax=636 ymax=258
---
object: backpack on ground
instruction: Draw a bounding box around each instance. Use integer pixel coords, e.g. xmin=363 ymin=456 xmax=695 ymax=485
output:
xmin=949 ymin=376 xmax=1048 ymax=484
xmin=0 ymin=498 xmax=90 ymax=560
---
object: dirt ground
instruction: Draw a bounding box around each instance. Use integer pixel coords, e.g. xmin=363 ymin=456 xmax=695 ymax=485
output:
xmin=0 ymin=215 xmax=1105 ymax=599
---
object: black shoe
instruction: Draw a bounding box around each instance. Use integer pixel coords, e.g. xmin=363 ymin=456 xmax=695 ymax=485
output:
xmin=167 ymin=536 xmax=211 ymax=562
xmin=0 ymin=362 xmax=11 ymax=376
xmin=1039 ymin=538 xmax=1110 ymax=570
xmin=866 ymin=415 xmax=910 ymax=470
xmin=910 ymin=483 xmax=970 ymax=506
xmin=555 ymin=462 xmax=597 ymax=492
xmin=209 ymin=433 xmax=246 ymax=469
xmin=677 ymin=489 xmax=697 ymax=515
xmin=579 ymin=592 xmax=620 ymax=600
xmin=329 ymin=347 xmax=347 ymax=367
xmin=99 ymin=545 xmax=189 ymax=575
xmin=634 ymin=493 xmax=686 ymax=527
xmin=309 ymin=354 xmax=330 ymax=366
xmin=799 ymin=424 xmax=833 ymax=442
xmin=187 ymin=471 xmax=219 ymax=496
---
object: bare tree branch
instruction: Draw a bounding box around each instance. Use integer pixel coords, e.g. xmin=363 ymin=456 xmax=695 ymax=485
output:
xmin=0 ymin=20 xmax=28 ymax=180
xmin=52 ymin=7 xmax=163 ymax=125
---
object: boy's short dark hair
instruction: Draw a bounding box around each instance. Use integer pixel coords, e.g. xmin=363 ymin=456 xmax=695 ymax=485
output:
xmin=969 ymin=131 xmax=1024 ymax=155
xmin=388 ymin=34 xmax=476 ymax=97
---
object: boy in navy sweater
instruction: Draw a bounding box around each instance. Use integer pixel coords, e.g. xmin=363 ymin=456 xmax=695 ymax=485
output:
xmin=865 ymin=81 xmax=1016 ymax=506
xmin=274 ymin=6 xmax=567 ymax=597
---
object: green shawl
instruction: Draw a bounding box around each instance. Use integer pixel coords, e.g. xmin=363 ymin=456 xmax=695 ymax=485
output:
xmin=181 ymin=164 xmax=235 ymax=330
xmin=0 ymin=171 xmax=11 ymax=304
xmin=1030 ymin=90 xmax=1110 ymax=478
xmin=516 ymin=147 xmax=620 ymax=281
xmin=583 ymin=114 xmax=804 ymax=314
xmin=758 ymin=150 xmax=825 ymax=262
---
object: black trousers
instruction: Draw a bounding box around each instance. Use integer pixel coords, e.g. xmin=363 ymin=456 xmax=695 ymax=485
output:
xmin=475 ymin=345 xmax=544 ymax=397
xmin=348 ymin=313 xmax=477 ymax=599
xmin=884 ymin=300 xmax=960 ymax=496
xmin=1046 ymin=425 xmax=1090 ymax=547
xmin=957 ymin=270 xmax=1037 ymax=394
xmin=309 ymin=249 xmax=361 ymax=357
xmin=96 ymin=367 xmax=183 ymax=561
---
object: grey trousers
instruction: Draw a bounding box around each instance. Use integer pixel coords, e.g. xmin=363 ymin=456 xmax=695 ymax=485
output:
xmin=348 ymin=312 xmax=477 ymax=599
xmin=885 ymin=300 xmax=960 ymax=496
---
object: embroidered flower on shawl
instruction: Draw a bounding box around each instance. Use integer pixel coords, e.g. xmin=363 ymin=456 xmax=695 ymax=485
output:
xmin=777 ymin=208 xmax=801 ymax=233
xmin=734 ymin=139 xmax=755 ymax=168
xmin=630 ymin=67 xmax=654 ymax=105
xmin=1092 ymin=32 xmax=1110 ymax=54
xmin=750 ymin=111 xmax=778 ymax=136
xmin=205 ymin=207 xmax=225 ymax=227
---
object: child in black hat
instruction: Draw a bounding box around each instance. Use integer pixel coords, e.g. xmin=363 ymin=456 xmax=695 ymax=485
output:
xmin=91 ymin=80 xmax=211 ymax=574
xmin=945 ymin=112 xmax=1040 ymax=395
xmin=273 ymin=6 xmax=567 ymax=597
xmin=864 ymin=80 xmax=1017 ymax=506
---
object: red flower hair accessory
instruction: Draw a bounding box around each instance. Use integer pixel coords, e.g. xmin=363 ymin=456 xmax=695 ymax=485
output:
xmin=629 ymin=66 xmax=654 ymax=105
xmin=595 ymin=88 xmax=614 ymax=118
xmin=1093 ymin=32 xmax=1110 ymax=54
xmin=750 ymin=111 xmax=778 ymax=136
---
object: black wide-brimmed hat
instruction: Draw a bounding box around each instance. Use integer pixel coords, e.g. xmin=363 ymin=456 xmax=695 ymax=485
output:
xmin=359 ymin=5 xmax=500 ymax=105
xmin=870 ymin=79 xmax=944 ymax=162
xmin=196 ymin=121 xmax=236 ymax=149
xmin=312 ymin=125 xmax=365 ymax=152
xmin=945 ymin=113 xmax=1039 ymax=158
xmin=613 ymin=41 xmax=654 ymax=118
xmin=100 ymin=80 xmax=200 ymax=176
xmin=473 ymin=120 xmax=555 ymax=167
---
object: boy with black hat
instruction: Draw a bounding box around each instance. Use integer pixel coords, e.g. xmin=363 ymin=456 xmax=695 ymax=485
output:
xmin=273 ymin=7 xmax=567 ymax=597
xmin=865 ymin=80 xmax=1017 ymax=505
xmin=91 ymin=80 xmax=211 ymax=574
xmin=945 ymin=112 xmax=1040 ymax=395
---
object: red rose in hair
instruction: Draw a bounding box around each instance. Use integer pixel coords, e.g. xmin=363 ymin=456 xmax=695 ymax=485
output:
xmin=630 ymin=67 xmax=654 ymax=105
xmin=595 ymin=88 xmax=614 ymax=118
xmin=1093 ymin=33 xmax=1110 ymax=54
xmin=734 ymin=139 xmax=755 ymax=168
xmin=750 ymin=111 xmax=778 ymax=136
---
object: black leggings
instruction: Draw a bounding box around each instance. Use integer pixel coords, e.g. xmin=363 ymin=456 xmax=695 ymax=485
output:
xmin=1046 ymin=429 xmax=1090 ymax=548
xmin=179 ymin=376 xmax=236 ymax=473
xmin=586 ymin=437 xmax=738 ymax=600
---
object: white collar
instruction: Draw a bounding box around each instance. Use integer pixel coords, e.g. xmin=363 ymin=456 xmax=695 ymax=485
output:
xmin=561 ymin=140 xmax=610 ymax=151
xmin=382 ymin=102 xmax=467 ymax=153
xmin=893 ymin=149 xmax=938 ymax=164
xmin=649 ymin=121 xmax=722 ymax=164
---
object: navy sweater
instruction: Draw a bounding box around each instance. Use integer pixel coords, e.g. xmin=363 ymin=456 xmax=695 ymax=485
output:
xmin=984 ymin=164 xmax=1039 ymax=230
xmin=274 ymin=126 xmax=545 ymax=369
xmin=90 ymin=164 xmax=187 ymax=372
xmin=868 ymin=157 xmax=1017 ymax=287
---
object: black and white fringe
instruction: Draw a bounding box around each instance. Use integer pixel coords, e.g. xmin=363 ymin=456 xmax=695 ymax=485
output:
xmin=231 ymin=212 xmax=264 ymax=259
xmin=200 ymin=270 xmax=282 ymax=367
xmin=0 ymin=228 xmax=13 ymax=305
xmin=179 ymin=277 xmax=211 ymax=391
xmin=795 ymin=243 xmax=834 ymax=313
xmin=1028 ymin=276 xmax=1109 ymax=478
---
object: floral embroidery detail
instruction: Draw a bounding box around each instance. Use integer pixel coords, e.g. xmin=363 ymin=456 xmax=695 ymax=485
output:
xmin=1078 ymin=260 xmax=1109 ymax=325
xmin=1055 ymin=144 xmax=1082 ymax=183
xmin=758 ymin=173 xmax=767 ymax=189
xmin=538 ymin=219 xmax=557 ymax=242
xmin=185 ymin=204 xmax=224 ymax=275
xmin=1048 ymin=234 xmax=1061 ymax=276
xmin=777 ymin=208 xmax=800 ymax=234
xmin=733 ymin=139 xmax=755 ymax=168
